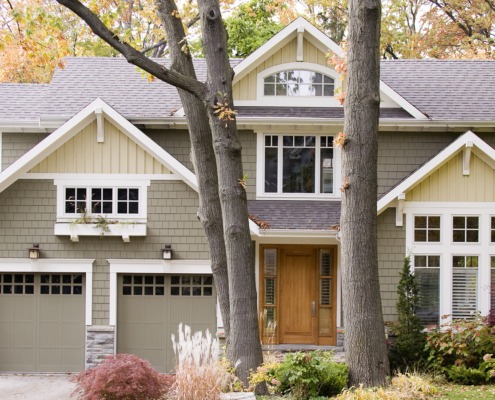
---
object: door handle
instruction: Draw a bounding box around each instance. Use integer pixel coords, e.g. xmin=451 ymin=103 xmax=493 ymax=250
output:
xmin=311 ymin=301 xmax=316 ymax=317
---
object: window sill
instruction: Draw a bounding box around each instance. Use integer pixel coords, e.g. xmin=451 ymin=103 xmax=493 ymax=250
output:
xmin=54 ymin=223 xmax=147 ymax=243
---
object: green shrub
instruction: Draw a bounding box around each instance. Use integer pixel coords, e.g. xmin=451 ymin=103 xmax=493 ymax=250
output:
xmin=445 ymin=365 xmax=487 ymax=385
xmin=251 ymin=351 xmax=348 ymax=399
xmin=388 ymin=257 xmax=427 ymax=371
xmin=425 ymin=315 xmax=495 ymax=384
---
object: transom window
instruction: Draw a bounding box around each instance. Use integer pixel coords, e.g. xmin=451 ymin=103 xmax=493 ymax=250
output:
xmin=264 ymin=134 xmax=334 ymax=194
xmin=491 ymin=217 xmax=495 ymax=242
xmin=64 ymin=187 xmax=139 ymax=216
xmin=414 ymin=216 xmax=440 ymax=242
xmin=453 ymin=216 xmax=479 ymax=242
xmin=263 ymin=70 xmax=334 ymax=97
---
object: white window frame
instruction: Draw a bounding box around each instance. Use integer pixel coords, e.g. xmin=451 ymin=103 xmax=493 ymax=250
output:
xmin=55 ymin=177 xmax=150 ymax=223
xmin=255 ymin=62 xmax=342 ymax=107
xmin=405 ymin=202 xmax=494 ymax=324
xmin=413 ymin=215 xmax=441 ymax=243
xmin=256 ymin=132 xmax=341 ymax=199
xmin=452 ymin=215 xmax=480 ymax=244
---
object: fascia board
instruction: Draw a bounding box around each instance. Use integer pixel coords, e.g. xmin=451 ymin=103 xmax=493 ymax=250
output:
xmin=377 ymin=130 xmax=494 ymax=214
xmin=0 ymin=109 xmax=96 ymax=193
xmin=379 ymin=81 xmax=428 ymax=120
xmin=233 ymin=17 xmax=344 ymax=84
xmin=96 ymin=100 xmax=198 ymax=191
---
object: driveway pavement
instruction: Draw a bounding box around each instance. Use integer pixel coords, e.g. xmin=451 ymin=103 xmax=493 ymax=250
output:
xmin=0 ymin=374 xmax=77 ymax=400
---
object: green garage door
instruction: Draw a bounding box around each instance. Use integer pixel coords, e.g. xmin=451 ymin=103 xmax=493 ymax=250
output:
xmin=117 ymin=274 xmax=216 ymax=373
xmin=0 ymin=273 xmax=85 ymax=372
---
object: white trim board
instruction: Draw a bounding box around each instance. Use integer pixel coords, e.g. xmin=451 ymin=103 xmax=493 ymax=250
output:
xmin=377 ymin=130 xmax=495 ymax=215
xmin=0 ymin=258 xmax=94 ymax=325
xmin=0 ymin=98 xmax=198 ymax=195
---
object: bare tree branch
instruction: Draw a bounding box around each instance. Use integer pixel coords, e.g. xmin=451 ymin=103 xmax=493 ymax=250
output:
xmin=56 ymin=0 xmax=205 ymax=98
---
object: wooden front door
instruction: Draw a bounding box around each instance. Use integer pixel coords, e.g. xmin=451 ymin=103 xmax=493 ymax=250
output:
xmin=260 ymin=245 xmax=337 ymax=346
xmin=279 ymin=248 xmax=317 ymax=344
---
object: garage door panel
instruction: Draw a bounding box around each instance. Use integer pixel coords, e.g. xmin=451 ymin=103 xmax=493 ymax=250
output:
xmin=0 ymin=273 xmax=85 ymax=372
xmin=118 ymin=274 xmax=216 ymax=373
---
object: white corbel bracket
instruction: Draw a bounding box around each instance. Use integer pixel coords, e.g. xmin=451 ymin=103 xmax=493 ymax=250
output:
xmin=95 ymin=107 xmax=104 ymax=143
xmin=463 ymin=141 xmax=473 ymax=176
xmin=396 ymin=192 xmax=406 ymax=227
xmin=296 ymin=26 xmax=304 ymax=62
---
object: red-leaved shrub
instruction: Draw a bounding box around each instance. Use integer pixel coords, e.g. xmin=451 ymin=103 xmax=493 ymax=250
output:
xmin=71 ymin=354 xmax=173 ymax=400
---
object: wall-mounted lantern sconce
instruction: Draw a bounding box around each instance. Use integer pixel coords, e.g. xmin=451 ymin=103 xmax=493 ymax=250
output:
xmin=162 ymin=244 xmax=173 ymax=260
xmin=29 ymin=244 xmax=40 ymax=259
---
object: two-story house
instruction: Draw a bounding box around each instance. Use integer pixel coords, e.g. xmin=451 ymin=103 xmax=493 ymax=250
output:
xmin=1 ymin=17 xmax=494 ymax=373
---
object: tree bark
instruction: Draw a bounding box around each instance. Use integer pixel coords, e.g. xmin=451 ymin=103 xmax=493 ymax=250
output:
xmin=197 ymin=0 xmax=265 ymax=387
xmin=341 ymin=0 xmax=390 ymax=387
xmin=154 ymin=0 xmax=231 ymax=344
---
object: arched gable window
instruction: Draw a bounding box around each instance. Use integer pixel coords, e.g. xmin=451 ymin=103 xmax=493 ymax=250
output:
xmin=263 ymin=70 xmax=334 ymax=97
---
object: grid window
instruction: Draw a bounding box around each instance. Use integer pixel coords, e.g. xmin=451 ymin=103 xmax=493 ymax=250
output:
xmin=170 ymin=275 xmax=213 ymax=296
xmin=264 ymin=134 xmax=334 ymax=194
xmin=122 ymin=275 xmax=165 ymax=296
xmin=0 ymin=273 xmax=34 ymax=295
xmin=453 ymin=216 xmax=479 ymax=242
xmin=263 ymin=70 xmax=334 ymax=97
xmin=414 ymin=216 xmax=441 ymax=242
xmin=414 ymin=255 xmax=440 ymax=326
xmin=40 ymin=274 xmax=83 ymax=295
xmin=65 ymin=187 xmax=139 ymax=216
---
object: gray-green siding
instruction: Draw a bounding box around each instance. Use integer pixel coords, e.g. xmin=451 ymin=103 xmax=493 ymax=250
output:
xmin=0 ymin=179 xmax=209 ymax=325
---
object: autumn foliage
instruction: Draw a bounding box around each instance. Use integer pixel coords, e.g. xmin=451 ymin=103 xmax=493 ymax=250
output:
xmin=71 ymin=354 xmax=174 ymax=400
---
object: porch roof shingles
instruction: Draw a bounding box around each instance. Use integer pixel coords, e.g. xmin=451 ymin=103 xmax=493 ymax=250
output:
xmin=248 ymin=200 xmax=341 ymax=230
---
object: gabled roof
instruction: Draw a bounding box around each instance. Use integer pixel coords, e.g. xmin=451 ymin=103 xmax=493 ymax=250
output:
xmin=377 ymin=130 xmax=495 ymax=214
xmin=0 ymin=98 xmax=198 ymax=193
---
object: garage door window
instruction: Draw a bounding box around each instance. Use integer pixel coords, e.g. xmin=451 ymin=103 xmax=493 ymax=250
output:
xmin=40 ymin=274 xmax=83 ymax=295
xmin=171 ymin=275 xmax=213 ymax=296
xmin=122 ymin=275 xmax=165 ymax=296
xmin=0 ymin=273 xmax=35 ymax=294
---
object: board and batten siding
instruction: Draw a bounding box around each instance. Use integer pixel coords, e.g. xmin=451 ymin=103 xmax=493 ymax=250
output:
xmin=29 ymin=120 xmax=169 ymax=175
xmin=233 ymin=38 xmax=328 ymax=101
xmin=407 ymin=152 xmax=495 ymax=202
xmin=0 ymin=179 xmax=209 ymax=326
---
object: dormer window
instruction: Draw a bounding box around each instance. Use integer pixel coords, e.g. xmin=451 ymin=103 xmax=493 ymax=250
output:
xmin=263 ymin=70 xmax=334 ymax=97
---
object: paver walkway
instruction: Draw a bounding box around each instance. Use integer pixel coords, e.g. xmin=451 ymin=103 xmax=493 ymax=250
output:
xmin=0 ymin=374 xmax=76 ymax=400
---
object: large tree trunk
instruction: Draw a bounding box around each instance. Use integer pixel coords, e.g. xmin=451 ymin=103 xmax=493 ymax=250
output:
xmin=341 ymin=0 xmax=390 ymax=387
xmin=155 ymin=0 xmax=231 ymax=345
xmin=197 ymin=0 xmax=265 ymax=386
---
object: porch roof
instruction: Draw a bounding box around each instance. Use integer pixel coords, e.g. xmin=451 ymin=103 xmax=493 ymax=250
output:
xmin=248 ymin=200 xmax=341 ymax=230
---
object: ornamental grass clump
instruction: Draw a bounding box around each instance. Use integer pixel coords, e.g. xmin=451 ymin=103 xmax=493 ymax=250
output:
xmin=168 ymin=323 xmax=234 ymax=400
xmin=71 ymin=353 xmax=172 ymax=400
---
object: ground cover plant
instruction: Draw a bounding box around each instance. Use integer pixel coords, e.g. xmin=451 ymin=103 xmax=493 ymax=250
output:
xmin=71 ymin=353 xmax=172 ymax=400
xmin=250 ymin=351 xmax=348 ymax=399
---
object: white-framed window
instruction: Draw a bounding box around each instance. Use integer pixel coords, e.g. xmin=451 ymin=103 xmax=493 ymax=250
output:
xmin=414 ymin=255 xmax=441 ymax=326
xmin=491 ymin=257 xmax=495 ymax=312
xmin=453 ymin=216 xmax=479 ymax=242
xmin=261 ymin=133 xmax=335 ymax=196
xmin=406 ymin=203 xmax=495 ymax=324
xmin=414 ymin=216 xmax=441 ymax=242
xmin=263 ymin=70 xmax=334 ymax=97
xmin=55 ymin=178 xmax=149 ymax=222
xmin=452 ymin=255 xmax=479 ymax=319
xmin=491 ymin=217 xmax=495 ymax=242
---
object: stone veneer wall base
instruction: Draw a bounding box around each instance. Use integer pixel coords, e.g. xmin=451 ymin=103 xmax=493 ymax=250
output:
xmin=86 ymin=325 xmax=116 ymax=369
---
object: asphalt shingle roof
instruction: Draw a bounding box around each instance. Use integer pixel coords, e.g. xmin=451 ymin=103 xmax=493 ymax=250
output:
xmin=248 ymin=200 xmax=341 ymax=230
xmin=1 ymin=57 xmax=495 ymax=122
xmin=380 ymin=59 xmax=495 ymax=121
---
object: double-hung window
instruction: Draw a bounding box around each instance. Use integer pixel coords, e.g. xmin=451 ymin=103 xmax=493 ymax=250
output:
xmin=414 ymin=255 xmax=440 ymax=326
xmin=263 ymin=134 xmax=334 ymax=195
